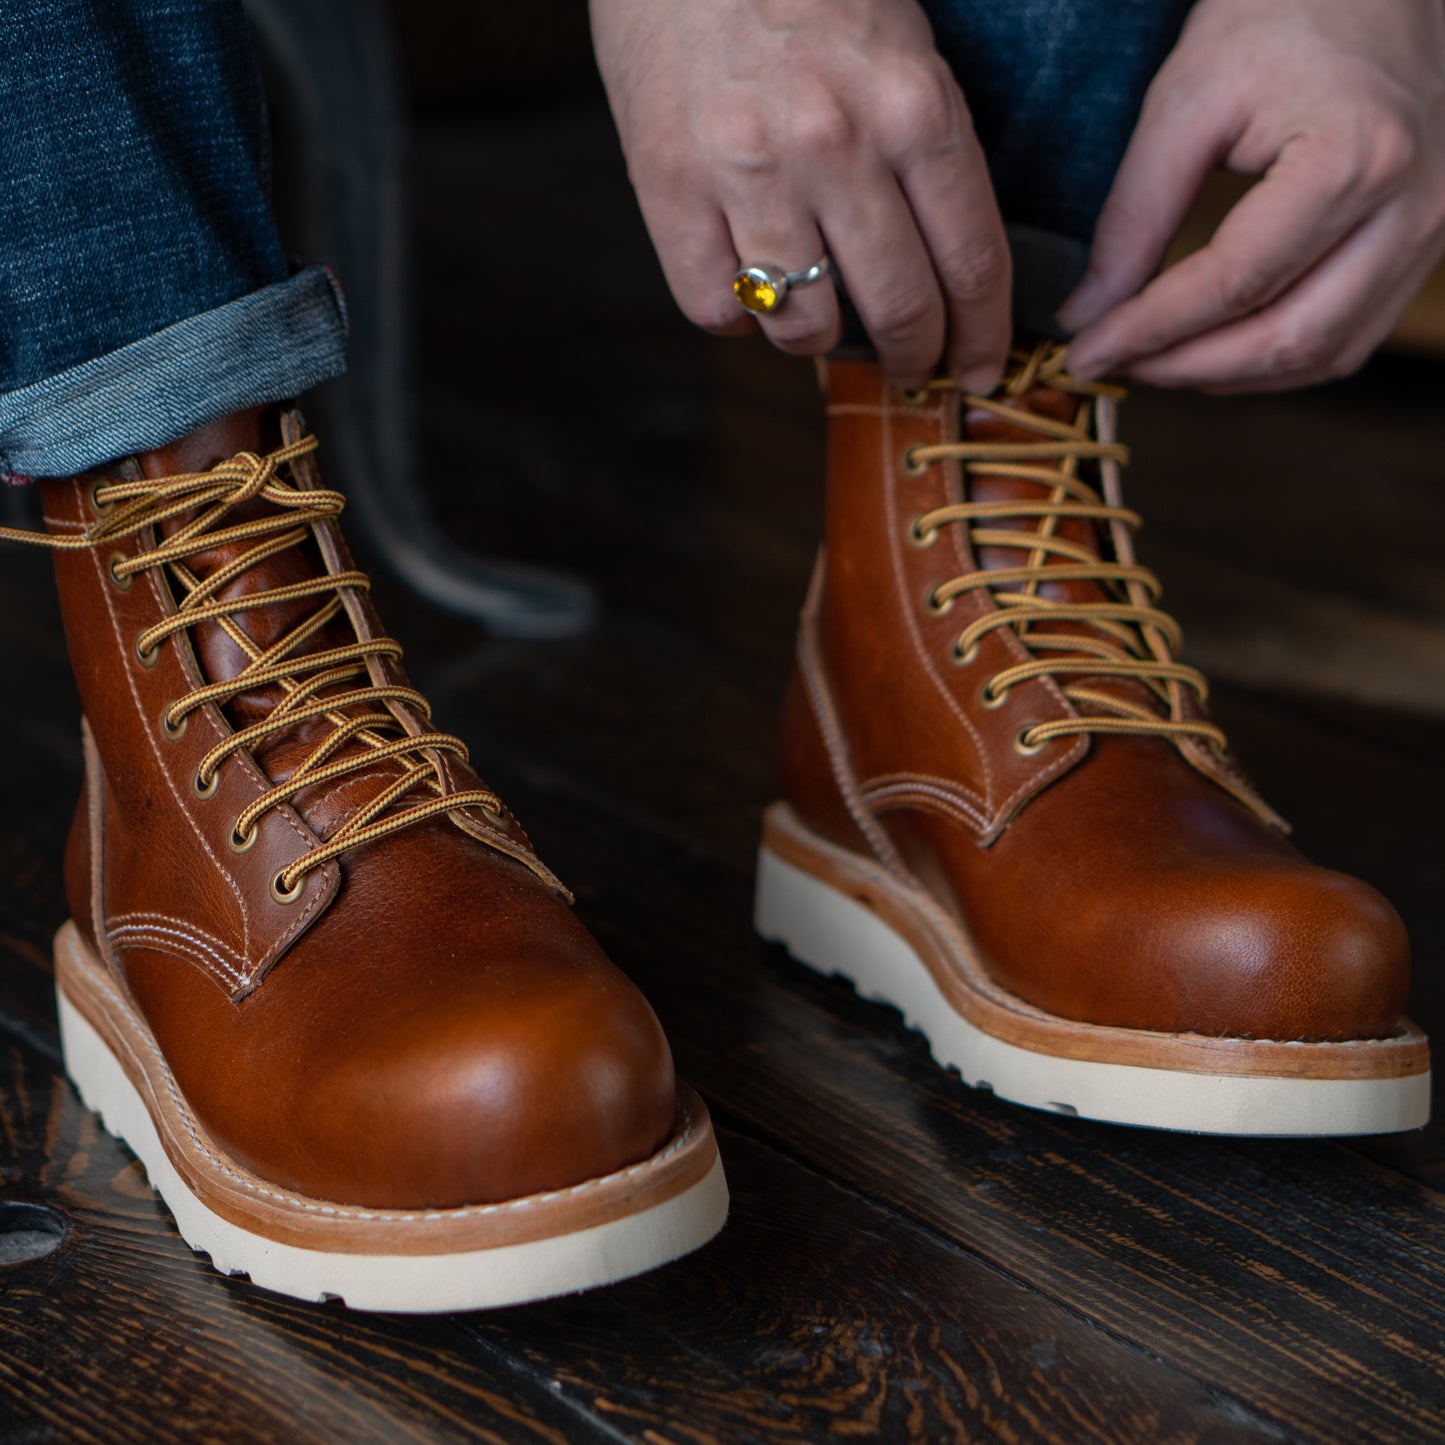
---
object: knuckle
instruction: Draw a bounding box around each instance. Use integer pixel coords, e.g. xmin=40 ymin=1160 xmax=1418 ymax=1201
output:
xmin=867 ymin=287 xmax=940 ymax=348
xmin=1264 ymin=322 xmax=1330 ymax=378
xmin=1361 ymin=112 xmax=1421 ymax=192
xmin=697 ymin=99 xmax=775 ymax=174
xmin=788 ymin=89 xmax=856 ymax=156
xmin=880 ymin=59 xmax=960 ymax=146
xmin=1214 ymin=259 xmax=1276 ymax=317
xmin=630 ymin=139 xmax=690 ymax=195
xmin=1308 ymin=110 xmax=1419 ymax=201
xmin=939 ymin=236 xmax=1010 ymax=303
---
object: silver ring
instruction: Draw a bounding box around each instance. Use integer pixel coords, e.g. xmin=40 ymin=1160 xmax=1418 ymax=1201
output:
xmin=732 ymin=255 xmax=832 ymax=315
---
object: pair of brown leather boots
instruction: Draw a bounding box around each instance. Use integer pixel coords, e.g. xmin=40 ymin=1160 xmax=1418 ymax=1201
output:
xmin=14 ymin=343 xmax=1428 ymax=1313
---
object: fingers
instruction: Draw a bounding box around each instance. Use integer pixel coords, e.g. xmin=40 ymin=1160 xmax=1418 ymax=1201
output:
xmin=813 ymin=166 xmax=949 ymax=389
xmin=895 ymin=100 xmax=1011 ymax=393
xmin=724 ymin=213 xmax=842 ymax=358
xmin=1120 ymin=206 xmax=1440 ymax=392
xmin=1067 ymin=136 xmax=1393 ymax=378
xmin=1056 ymin=72 xmax=1232 ymax=337
xmin=634 ymin=189 xmax=758 ymax=338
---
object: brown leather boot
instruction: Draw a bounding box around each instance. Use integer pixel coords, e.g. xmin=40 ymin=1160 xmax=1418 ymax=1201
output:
xmin=19 ymin=408 xmax=725 ymax=1311
xmin=755 ymin=343 xmax=1430 ymax=1135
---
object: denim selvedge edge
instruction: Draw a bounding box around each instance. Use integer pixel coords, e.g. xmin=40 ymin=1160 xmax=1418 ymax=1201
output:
xmin=0 ymin=265 xmax=348 ymax=482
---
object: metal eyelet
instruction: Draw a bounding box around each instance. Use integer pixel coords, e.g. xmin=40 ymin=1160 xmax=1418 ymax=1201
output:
xmin=480 ymin=803 xmax=510 ymax=830
xmin=979 ymin=682 xmax=1009 ymax=711
xmin=950 ymin=639 xmax=979 ymax=667
xmin=134 ymin=636 xmax=159 ymax=668
xmin=901 ymin=447 xmax=929 ymax=479
xmin=108 ymin=553 xmax=133 ymax=592
xmin=88 ymin=480 xmax=115 ymax=517
xmin=907 ymin=517 xmax=938 ymax=549
xmin=926 ymin=589 xmax=954 ymax=617
xmin=1013 ymin=726 xmax=1048 ymax=757
xmin=161 ymin=711 xmax=188 ymax=742
xmin=228 ymin=823 xmax=257 ymax=854
xmin=193 ymin=770 xmax=219 ymax=801
xmin=899 ymin=386 xmax=929 ymax=407
xmin=270 ymin=870 xmax=305 ymax=904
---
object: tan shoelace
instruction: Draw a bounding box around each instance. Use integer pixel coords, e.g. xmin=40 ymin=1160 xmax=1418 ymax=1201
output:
xmin=3 ymin=437 xmax=504 ymax=899
xmin=904 ymin=341 xmax=1228 ymax=758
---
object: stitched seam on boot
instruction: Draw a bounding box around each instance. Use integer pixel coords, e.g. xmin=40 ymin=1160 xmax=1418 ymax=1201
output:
xmin=107 ymin=914 xmax=248 ymax=990
xmin=797 ymin=565 xmax=912 ymax=881
xmin=879 ymin=380 xmax=999 ymax=820
xmin=78 ymin=477 xmax=257 ymax=958
xmin=859 ymin=776 xmax=989 ymax=831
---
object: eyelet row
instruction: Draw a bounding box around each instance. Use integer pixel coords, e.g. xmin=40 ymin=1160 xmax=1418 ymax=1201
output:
xmin=177 ymin=747 xmax=304 ymax=903
xmin=105 ymin=548 xmax=156 ymax=668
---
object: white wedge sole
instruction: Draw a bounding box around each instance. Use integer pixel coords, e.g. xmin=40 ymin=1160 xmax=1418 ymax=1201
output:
xmin=56 ymin=921 xmax=729 ymax=1312
xmin=755 ymin=804 xmax=1430 ymax=1137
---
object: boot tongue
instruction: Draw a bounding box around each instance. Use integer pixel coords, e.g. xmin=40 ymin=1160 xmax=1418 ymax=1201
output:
xmin=135 ymin=407 xmax=378 ymax=787
xmin=961 ymin=382 xmax=1154 ymax=713
xmin=964 ymin=384 xmax=1105 ymax=604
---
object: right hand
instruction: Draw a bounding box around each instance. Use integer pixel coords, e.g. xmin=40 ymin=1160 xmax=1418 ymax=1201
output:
xmin=589 ymin=0 xmax=1012 ymax=392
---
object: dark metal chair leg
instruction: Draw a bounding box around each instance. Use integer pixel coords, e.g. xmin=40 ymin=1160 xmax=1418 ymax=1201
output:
xmin=242 ymin=0 xmax=597 ymax=639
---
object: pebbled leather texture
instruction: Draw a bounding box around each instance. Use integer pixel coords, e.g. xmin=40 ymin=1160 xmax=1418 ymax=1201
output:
xmin=46 ymin=408 xmax=676 ymax=1209
xmin=780 ymin=360 xmax=1412 ymax=1044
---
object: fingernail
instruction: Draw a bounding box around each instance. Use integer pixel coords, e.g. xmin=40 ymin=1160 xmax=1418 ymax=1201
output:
xmin=1056 ymin=274 xmax=1106 ymax=334
xmin=958 ymin=364 xmax=1002 ymax=396
xmin=1065 ymin=346 xmax=1109 ymax=381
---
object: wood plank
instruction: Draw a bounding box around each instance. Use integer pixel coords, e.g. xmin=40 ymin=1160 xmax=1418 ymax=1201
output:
xmin=463 ymin=1131 xmax=1286 ymax=1445
xmin=0 ymin=1012 xmax=1281 ymax=1443
xmin=0 ymin=1038 xmax=602 ymax=1445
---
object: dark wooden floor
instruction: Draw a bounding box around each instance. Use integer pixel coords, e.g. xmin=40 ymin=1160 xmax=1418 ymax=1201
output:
xmin=2 ymin=99 xmax=1444 ymax=1443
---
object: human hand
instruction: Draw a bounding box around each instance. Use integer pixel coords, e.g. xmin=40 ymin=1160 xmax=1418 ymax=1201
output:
xmin=1060 ymin=0 xmax=1445 ymax=392
xmin=589 ymin=0 xmax=1011 ymax=391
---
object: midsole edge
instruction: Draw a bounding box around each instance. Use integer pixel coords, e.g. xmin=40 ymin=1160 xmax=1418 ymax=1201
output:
xmin=54 ymin=919 xmax=719 ymax=1255
xmin=759 ymin=802 xmax=1430 ymax=1083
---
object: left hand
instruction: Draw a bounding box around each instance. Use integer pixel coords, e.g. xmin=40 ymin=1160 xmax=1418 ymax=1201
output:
xmin=1059 ymin=0 xmax=1445 ymax=392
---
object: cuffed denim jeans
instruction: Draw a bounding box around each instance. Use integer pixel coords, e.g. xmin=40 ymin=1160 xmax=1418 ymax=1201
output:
xmin=0 ymin=1 xmax=347 ymax=481
xmin=0 ymin=0 xmax=1191 ymax=482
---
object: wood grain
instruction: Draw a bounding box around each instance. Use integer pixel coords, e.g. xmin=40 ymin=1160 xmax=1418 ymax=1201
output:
xmin=0 ymin=99 xmax=1441 ymax=1444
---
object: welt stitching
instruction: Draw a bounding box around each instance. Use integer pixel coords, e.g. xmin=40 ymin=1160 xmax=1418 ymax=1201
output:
xmin=88 ymin=957 xmax=696 ymax=1223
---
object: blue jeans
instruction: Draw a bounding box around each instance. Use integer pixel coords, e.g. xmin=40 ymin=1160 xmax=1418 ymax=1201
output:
xmin=0 ymin=1 xmax=347 ymax=480
xmin=0 ymin=1 xmax=1189 ymax=482
xmin=923 ymin=0 xmax=1195 ymax=332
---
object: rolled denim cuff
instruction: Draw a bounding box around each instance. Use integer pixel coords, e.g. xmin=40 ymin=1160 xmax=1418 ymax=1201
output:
xmin=0 ymin=265 xmax=348 ymax=481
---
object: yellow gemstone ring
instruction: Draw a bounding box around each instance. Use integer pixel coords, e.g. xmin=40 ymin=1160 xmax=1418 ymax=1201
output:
xmin=732 ymin=256 xmax=831 ymax=315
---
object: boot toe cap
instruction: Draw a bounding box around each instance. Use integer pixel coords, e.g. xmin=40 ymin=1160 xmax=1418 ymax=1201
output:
xmin=1114 ymin=865 xmax=1412 ymax=1042
xmin=294 ymin=960 xmax=679 ymax=1208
